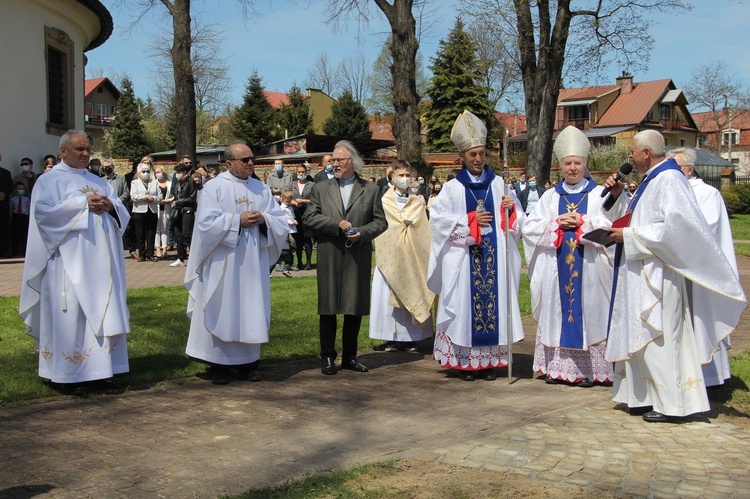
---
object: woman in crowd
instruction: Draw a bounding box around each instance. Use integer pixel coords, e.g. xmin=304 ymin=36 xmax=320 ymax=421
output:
xmin=290 ymin=164 xmax=315 ymax=270
xmin=154 ymin=165 xmax=173 ymax=259
xmin=130 ymin=163 xmax=162 ymax=262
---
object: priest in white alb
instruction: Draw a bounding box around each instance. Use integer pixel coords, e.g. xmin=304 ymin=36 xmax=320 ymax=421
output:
xmin=427 ymin=110 xmax=525 ymax=381
xmin=185 ymin=140 xmax=289 ymax=385
xmin=603 ymin=130 xmax=746 ymax=422
xmin=522 ymin=126 xmax=627 ymax=387
xmin=19 ymin=130 xmax=131 ymax=396
xmin=369 ymin=160 xmax=434 ymax=352
xmin=668 ymin=147 xmax=738 ymax=387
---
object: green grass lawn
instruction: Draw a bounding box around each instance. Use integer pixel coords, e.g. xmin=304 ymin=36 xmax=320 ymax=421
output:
xmin=0 ymin=273 xmax=532 ymax=404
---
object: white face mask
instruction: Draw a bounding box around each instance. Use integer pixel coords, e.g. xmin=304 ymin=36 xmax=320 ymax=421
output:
xmin=175 ymin=173 xmax=184 ymax=181
xmin=393 ymin=177 xmax=412 ymax=190
xmin=140 ymin=172 xmax=150 ymax=180
xmin=410 ymin=187 xmax=420 ymax=195
xmin=21 ymin=164 xmax=30 ymax=172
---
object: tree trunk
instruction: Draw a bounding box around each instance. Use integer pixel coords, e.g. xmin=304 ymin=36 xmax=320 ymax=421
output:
xmin=171 ymin=0 xmax=197 ymax=165
xmin=375 ymin=0 xmax=426 ymax=174
xmin=514 ymin=0 xmax=570 ymax=182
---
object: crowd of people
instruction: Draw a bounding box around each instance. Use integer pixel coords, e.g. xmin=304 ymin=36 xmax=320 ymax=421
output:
xmin=14 ymin=114 xmax=747 ymax=424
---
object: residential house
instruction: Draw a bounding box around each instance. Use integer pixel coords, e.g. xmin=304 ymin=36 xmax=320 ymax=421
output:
xmin=84 ymin=77 xmax=121 ymax=148
xmin=0 ymin=0 xmax=112 ymax=177
xmin=510 ymin=73 xmax=699 ymax=158
xmin=692 ymin=109 xmax=750 ymax=174
xmin=265 ymin=88 xmax=336 ymax=135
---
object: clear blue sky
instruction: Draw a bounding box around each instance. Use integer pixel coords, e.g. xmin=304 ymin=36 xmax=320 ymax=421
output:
xmin=88 ymin=0 xmax=750 ymax=114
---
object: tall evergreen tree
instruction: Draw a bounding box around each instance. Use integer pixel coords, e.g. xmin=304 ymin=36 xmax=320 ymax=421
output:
xmin=109 ymin=76 xmax=151 ymax=161
xmin=278 ymin=84 xmax=316 ymax=137
xmin=322 ymin=91 xmax=372 ymax=139
xmin=231 ymin=71 xmax=279 ymax=147
xmin=424 ymin=18 xmax=495 ymax=153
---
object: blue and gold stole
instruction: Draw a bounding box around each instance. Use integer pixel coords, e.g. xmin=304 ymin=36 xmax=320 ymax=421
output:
xmin=555 ymin=179 xmax=597 ymax=349
xmin=606 ymin=158 xmax=681 ymax=338
xmin=456 ymin=166 xmax=499 ymax=347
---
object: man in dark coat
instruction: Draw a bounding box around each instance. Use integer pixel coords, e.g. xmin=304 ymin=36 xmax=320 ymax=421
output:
xmin=304 ymin=140 xmax=388 ymax=375
xmin=0 ymin=152 xmax=13 ymax=257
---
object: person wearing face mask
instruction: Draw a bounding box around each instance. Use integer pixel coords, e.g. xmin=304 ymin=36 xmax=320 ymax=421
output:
xmin=377 ymin=166 xmax=394 ymax=196
xmin=427 ymin=182 xmax=442 ymax=212
xmin=514 ymin=173 xmax=528 ymax=198
xmin=409 ymin=180 xmax=427 ymax=207
xmin=102 ymin=159 xmax=129 ymax=207
xmin=266 ymin=159 xmax=293 ymax=192
xmin=518 ymin=174 xmax=546 ymax=215
xmin=522 ymin=126 xmax=626 ymax=388
xmin=0 ymin=152 xmax=13 ymax=258
xmin=291 ymin=164 xmax=315 ymax=270
xmin=153 ymin=167 xmax=174 ymax=259
xmin=10 ymin=181 xmax=30 ymax=256
xmin=88 ymin=158 xmax=104 ymax=178
xmin=313 ymin=154 xmax=335 ymax=183
xmin=427 ymin=110 xmax=525 ymax=381
xmin=170 ymin=162 xmax=198 ymax=267
xmin=369 ymin=160 xmax=434 ymax=354
xmin=130 ymin=163 xmax=162 ymax=262
xmin=14 ymin=157 xmax=38 ymax=196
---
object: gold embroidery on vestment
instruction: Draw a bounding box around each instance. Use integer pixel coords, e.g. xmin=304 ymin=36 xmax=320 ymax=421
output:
xmin=62 ymin=348 xmax=93 ymax=365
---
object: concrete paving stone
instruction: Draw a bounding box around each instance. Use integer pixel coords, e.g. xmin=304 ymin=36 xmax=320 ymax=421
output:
xmin=456 ymin=459 xmax=485 ymax=469
xmin=481 ymin=464 xmax=510 ymax=473
xmin=535 ymin=471 xmax=567 ymax=483
xmin=706 ymin=484 xmax=737 ymax=495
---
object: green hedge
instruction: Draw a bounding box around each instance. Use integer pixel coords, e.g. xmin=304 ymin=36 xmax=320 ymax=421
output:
xmin=723 ymin=184 xmax=750 ymax=215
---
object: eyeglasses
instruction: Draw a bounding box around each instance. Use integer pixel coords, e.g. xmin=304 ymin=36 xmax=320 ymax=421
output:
xmin=331 ymin=157 xmax=351 ymax=163
xmin=230 ymin=156 xmax=254 ymax=164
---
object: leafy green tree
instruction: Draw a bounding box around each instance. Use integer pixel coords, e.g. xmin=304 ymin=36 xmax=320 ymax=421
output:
xmin=109 ymin=76 xmax=151 ymax=161
xmin=322 ymin=91 xmax=372 ymax=139
xmin=423 ymin=18 xmax=495 ymax=153
xmin=278 ymin=84 xmax=316 ymax=137
xmin=231 ymin=71 xmax=279 ymax=147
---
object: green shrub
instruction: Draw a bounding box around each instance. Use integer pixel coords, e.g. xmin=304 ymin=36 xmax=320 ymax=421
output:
xmin=723 ymin=184 xmax=750 ymax=214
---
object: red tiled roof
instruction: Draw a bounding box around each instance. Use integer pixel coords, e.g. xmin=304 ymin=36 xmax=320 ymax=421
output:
xmin=597 ymin=79 xmax=672 ymax=127
xmin=693 ymin=110 xmax=750 ymax=132
xmin=84 ymin=77 xmax=121 ymax=99
xmin=495 ymin=112 xmax=527 ymax=135
xmin=369 ymin=118 xmax=395 ymax=141
xmin=558 ymin=85 xmax=618 ymax=102
xmin=264 ymin=91 xmax=290 ymax=109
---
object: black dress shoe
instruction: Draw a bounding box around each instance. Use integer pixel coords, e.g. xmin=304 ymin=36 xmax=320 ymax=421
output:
xmin=628 ymin=406 xmax=653 ymax=416
xmin=57 ymin=383 xmax=88 ymax=396
xmin=237 ymin=364 xmax=261 ymax=382
xmin=643 ymin=411 xmax=670 ymax=423
xmin=212 ymin=369 xmax=231 ymax=385
xmin=458 ymin=370 xmax=475 ymax=381
xmin=340 ymin=358 xmax=369 ymax=372
xmin=545 ymin=376 xmax=564 ymax=384
xmin=575 ymin=378 xmax=594 ymax=388
xmin=321 ymin=357 xmax=337 ymax=375
xmin=480 ymin=369 xmax=496 ymax=381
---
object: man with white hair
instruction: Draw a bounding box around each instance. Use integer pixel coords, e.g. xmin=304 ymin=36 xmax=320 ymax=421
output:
xmin=603 ymin=129 xmax=746 ymax=422
xmin=668 ymin=147 xmax=737 ymax=387
xmin=522 ymin=126 xmax=627 ymax=387
xmin=304 ymin=140 xmax=388 ymax=375
xmin=19 ymin=130 xmax=131 ymax=395
xmin=427 ymin=110 xmax=525 ymax=381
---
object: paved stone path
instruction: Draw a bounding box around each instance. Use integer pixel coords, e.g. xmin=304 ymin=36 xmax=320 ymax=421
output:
xmin=1 ymin=256 xmax=750 ymax=498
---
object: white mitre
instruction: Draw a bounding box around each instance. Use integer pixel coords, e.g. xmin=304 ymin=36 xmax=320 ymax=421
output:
xmin=554 ymin=125 xmax=591 ymax=160
xmin=451 ymin=110 xmax=487 ymax=152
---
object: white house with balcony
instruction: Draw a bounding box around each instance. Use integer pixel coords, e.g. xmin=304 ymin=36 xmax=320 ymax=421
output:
xmin=0 ymin=0 xmax=112 ymax=177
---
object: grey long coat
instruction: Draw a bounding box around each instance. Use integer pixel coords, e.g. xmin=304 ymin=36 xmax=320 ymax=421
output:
xmin=304 ymin=174 xmax=387 ymax=315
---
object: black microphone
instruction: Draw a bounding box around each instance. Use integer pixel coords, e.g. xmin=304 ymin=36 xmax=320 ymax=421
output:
xmin=601 ymin=163 xmax=634 ymax=197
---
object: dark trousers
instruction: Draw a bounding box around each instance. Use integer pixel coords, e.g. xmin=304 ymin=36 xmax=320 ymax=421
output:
xmin=292 ymin=232 xmax=312 ymax=267
xmin=0 ymin=207 xmax=11 ymax=257
xmin=11 ymin=213 xmax=29 ymax=257
xmin=174 ymin=211 xmax=194 ymax=261
xmin=123 ymin=217 xmax=136 ymax=253
xmin=320 ymin=314 xmax=362 ymax=361
xmin=133 ymin=211 xmax=157 ymax=259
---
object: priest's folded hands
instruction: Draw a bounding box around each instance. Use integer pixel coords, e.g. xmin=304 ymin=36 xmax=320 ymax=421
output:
xmin=87 ymin=194 xmax=113 ymax=215
xmin=240 ymin=209 xmax=265 ymax=227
